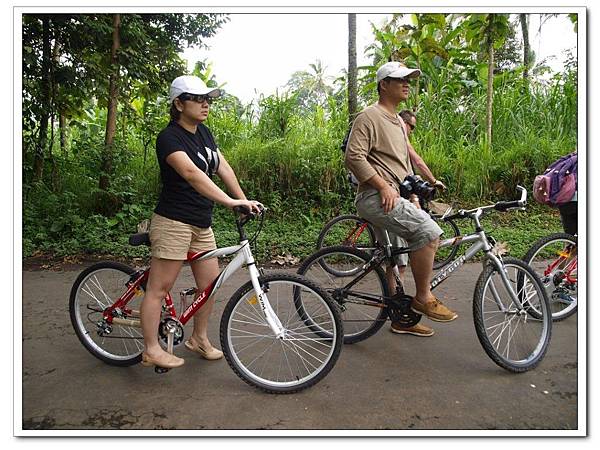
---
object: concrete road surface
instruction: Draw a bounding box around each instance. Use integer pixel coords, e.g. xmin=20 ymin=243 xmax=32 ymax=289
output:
xmin=20 ymin=261 xmax=579 ymax=432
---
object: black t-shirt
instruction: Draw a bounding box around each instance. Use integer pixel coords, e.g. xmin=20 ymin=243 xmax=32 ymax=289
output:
xmin=154 ymin=121 xmax=221 ymax=228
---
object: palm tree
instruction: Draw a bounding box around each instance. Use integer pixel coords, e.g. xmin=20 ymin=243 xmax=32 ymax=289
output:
xmin=520 ymin=14 xmax=530 ymax=84
xmin=286 ymin=59 xmax=333 ymax=110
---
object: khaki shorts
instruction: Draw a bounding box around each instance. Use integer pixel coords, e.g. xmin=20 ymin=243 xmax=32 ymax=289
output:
xmin=355 ymin=189 xmax=442 ymax=254
xmin=149 ymin=213 xmax=217 ymax=260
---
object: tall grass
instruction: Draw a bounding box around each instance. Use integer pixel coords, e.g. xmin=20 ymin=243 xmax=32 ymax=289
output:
xmin=23 ymin=70 xmax=577 ymax=258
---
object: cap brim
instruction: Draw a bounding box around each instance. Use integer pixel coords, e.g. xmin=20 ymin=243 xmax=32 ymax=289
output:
xmin=182 ymin=87 xmax=222 ymax=98
xmin=388 ymin=68 xmax=421 ymax=79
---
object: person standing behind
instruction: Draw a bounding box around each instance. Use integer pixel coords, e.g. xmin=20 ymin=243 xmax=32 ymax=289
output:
xmin=141 ymin=75 xmax=262 ymax=369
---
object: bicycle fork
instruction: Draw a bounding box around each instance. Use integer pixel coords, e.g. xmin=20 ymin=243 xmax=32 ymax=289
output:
xmin=244 ymin=247 xmax=286 ymax=339
xmin=485 ymin=254 xmax=526 ymax=311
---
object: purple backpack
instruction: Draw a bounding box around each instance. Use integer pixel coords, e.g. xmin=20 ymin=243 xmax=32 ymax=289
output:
xmin=533 ymin=152 xmax=578 ymax=206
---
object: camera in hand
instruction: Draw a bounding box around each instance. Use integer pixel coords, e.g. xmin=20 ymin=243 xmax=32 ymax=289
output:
xmin=399 ymin=175 xmax=436 ymax=201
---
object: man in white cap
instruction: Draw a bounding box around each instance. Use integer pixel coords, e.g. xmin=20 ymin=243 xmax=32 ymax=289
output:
xmin=345 ymin=61 xmax=458 ymax=337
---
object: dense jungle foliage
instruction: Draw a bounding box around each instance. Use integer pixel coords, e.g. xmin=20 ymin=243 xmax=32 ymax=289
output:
xmin=22 ymin=13 xmax=578 ymax=261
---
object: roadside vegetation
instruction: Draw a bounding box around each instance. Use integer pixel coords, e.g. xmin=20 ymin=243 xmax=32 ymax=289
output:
xmin=22 ymin=13 xmax=577 ymax=264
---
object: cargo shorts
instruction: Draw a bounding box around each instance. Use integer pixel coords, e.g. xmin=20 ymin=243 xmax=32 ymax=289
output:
xmin=355 ymin=189 xmax=442 ymax=263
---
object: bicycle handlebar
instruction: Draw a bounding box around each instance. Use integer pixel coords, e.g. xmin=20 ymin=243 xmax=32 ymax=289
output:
xmin=446 ymin=186 xmax=527 ymax=221
xmin=234 ymin=204 xmax=266 ymax=227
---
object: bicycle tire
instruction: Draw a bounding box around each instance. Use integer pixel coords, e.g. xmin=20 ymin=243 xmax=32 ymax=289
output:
xmin=298 ymin=246 xmax=389 ymax=344
xmin=220 ymin=273 xmax=343 ymax=394
xmin=522 ymin=233 xmax=577 ymax=321
xmin=431 ymin=216 xmax=460 ymax=270
xmin=316 ymin=214 xmax=377 ymax=252
xmin=473 ymin=257 xmax=552 ymax=373
xmin=69 ymin=261 xmax=144 ymax=366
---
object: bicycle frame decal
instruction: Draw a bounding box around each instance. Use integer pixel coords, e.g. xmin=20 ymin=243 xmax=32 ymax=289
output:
xmin=430 ymin=254 xmax=467 ymax=289
xmin=180 ymin=278 xmax=218 ymax=324
xmin=179 ymin=243 xmax=250 ymax=324
xmin=431 ymin=233 xmax=486 ymax=289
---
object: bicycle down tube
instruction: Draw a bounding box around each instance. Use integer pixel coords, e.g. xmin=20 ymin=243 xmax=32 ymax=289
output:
xmin=178 ymin=242 xmax=285 ymax=338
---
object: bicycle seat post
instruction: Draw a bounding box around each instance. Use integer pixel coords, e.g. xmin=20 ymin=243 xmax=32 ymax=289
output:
xmin=381 ymin=230 xmax=406 ymax=294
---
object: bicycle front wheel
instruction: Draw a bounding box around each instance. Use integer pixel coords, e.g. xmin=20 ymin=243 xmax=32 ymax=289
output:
xmin=473 ymin=257 xmax=552 ymax=373
xmin=69 ymin=261 xmax=144 ymax=366
xmin=220 ymin=273 xmax=343 ymax=394
xmin=523 ymin=233 xmax=577 ymax=321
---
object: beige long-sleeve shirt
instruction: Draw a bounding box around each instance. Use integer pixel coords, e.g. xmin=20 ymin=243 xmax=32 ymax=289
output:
xmin=345 ymin=104 xmax=413 ymax=193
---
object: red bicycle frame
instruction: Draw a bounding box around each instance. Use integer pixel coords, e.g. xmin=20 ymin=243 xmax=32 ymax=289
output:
xmin=544 ymin=250 xmax=577 ymax=284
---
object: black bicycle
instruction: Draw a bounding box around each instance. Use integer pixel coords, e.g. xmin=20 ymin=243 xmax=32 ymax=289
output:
xmin=299 ymin=187 xmax=552 ymax=373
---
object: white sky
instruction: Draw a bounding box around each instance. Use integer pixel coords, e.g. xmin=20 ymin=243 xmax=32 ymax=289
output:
xmin=182 ymin=13 xmax=577 ymax=105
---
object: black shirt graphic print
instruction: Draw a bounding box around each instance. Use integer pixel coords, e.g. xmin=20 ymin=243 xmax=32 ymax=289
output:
xmin=154 ymin=121 xmax=221 ymax=228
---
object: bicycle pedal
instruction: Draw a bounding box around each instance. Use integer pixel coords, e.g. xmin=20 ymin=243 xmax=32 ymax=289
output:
xmin=154 ymin=366 xmax=170 ymax=374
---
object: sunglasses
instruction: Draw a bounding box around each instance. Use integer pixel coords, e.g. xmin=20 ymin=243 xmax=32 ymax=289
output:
xmin=179 ymin=93 xmax=214 ymax=104
xmin=406 ymin=122 xmax=416 ymax=131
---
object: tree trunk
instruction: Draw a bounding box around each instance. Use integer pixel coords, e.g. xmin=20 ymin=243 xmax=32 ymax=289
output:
xmin=486 ymin=26 xmax=495 ymax=146
xmin=99 ymin=14 xmax=121 ymax=191
xmin=347 ymin=13 xmax=357 ymax=124
xmin=520 ymin=14 xmax=530 ymax=83
xmin=59 ymin=113 xmax=67 ymax=156
xmin=52 ymin=30 xmax=67 ymax=156
xmin=33 ymin=16 xmax=52 ymax=182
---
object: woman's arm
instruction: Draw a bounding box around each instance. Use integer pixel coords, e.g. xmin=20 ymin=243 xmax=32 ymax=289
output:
xmin=215 ymin=152 xmax=246 ymax=200
xmin=165 ymin=151 xmax=260 ymax=212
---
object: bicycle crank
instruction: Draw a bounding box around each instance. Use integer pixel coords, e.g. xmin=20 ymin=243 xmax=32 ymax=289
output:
xmin=388 ymin=292 xmax=421 ymax=327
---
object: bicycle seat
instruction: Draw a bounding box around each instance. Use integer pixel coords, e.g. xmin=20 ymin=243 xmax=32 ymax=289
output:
xmin=129 ymin=232 xmax=150 ymax=247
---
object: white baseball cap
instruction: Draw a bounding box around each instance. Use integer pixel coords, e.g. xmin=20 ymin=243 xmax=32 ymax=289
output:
xmin=169 ymin=75 xmax=221 ymax=103
xmin=376 ymin=61 xmax=421 ymax=83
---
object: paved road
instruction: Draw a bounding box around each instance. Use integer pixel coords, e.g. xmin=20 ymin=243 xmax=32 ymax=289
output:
xmin=21 ymin=262 xmax=578 ymax=431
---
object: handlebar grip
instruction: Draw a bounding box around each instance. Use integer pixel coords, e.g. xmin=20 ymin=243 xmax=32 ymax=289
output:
xmin=233 ymin=205 xmax=252 ymax=215
xmin=494 ymin=200 xmax=521 ymax=212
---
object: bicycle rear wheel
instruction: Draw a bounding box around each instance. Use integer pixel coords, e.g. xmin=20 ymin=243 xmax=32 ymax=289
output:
xmin=316 ymin=214 xmax=376 ymax=252
xmin=69 ymin=261 xmax=144 ymax=366
xmin=473 ymin=257 xmax=552 ymax=373
xmin=523 ymin=233 xmax=577 ymax=321
xmin=298 ymin=246 xmax=389 ymax=344
xmin=220 ymin=273 xmax=343 ymax=394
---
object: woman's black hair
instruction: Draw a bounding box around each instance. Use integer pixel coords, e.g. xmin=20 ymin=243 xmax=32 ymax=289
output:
xmin=170 ymin=101 xmax=181 ymax=121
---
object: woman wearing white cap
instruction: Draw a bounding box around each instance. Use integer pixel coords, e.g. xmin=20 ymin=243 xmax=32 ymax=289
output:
xmin=140 ymin=75 xmax=262 ymax=369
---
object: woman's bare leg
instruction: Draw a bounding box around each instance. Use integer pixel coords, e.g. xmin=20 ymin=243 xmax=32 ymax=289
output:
xmin=189 ymin=257 xmax=220 ymax=349
xmin=141 ymin=257 xmax=184 ymax=362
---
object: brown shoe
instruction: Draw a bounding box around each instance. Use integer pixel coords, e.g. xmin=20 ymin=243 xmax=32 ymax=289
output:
xmin=141 ymin=352 xmax=185 ymax=369
xmin=390 ymin=322 xmax=435 ymax=337
xmin=411 ymin=297 xmax=458 ymax=322
xmin=184 ymin=339 xmax=224 ymax=361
